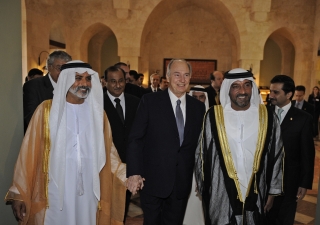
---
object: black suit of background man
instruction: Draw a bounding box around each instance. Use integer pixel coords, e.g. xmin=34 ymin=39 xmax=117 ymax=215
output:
xmin=204 ymin=71 xmax=224 ymax=107
xmin=268 ymin=76 xmax=315 ymax=225
xmin=103 ymin=93 xmax=140 ymax=163
xmin=269 ymin=105 xmax=314 ymax=224
xmin=23 ymin=74 xmax=53 ymax=132
xmin=23 ymin=51 xmax=72 ymax=133
xmin=291 ymin=100 xmax=314 ymax=117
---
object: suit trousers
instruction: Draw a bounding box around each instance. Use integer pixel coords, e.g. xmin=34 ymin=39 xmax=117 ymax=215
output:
xmin=267 ymin=195 xmax=297 ymax=225
xmin=140 ymin=184 xmax=189 ymax=225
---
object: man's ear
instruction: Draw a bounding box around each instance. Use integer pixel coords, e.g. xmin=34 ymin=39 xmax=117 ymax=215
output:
xmin=286 ymin=91 xmax=293 ymax=100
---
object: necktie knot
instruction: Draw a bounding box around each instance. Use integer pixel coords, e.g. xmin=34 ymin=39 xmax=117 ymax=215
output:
xmin=277 ymin=108 xmax=284 ymax=122
xmin=114 ymin=98 xmax=120 ymax=104
xmin=177 ymin=99 xmax=181 ymax=106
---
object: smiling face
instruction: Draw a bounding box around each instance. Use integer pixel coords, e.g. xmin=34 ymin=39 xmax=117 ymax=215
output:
xmin=67 ymin=71 xmax=92 ymax=104
xmin=167 ymin=60 xmax=190 ymax=98
xmin=229 ymin=79 xmax=252 ymax=110
xmin=106 ymin=70 xmax=125 ymax=97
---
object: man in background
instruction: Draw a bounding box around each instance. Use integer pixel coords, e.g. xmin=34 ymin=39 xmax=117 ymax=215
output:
xmin=23 ymin=50 xmax=72 ymax=133
xmin=103 ymin=66 xmax=140 ymax=222
xmin=146 ymin=73 xmax=161 ymax=92
xmin=26 ymin=68 xmax=43 ymax=81
xmin=268 ymin=75 xmax=315 ymax=225
xmin=159 ymin=76 xmax=169 ymax=91
xmin=205 ymin=71 xmax=224 ymax=107
xmin=114 ymin=62 xmax=143 ymax=98
xmin=292 ymin=85 xmax=314 ymax=117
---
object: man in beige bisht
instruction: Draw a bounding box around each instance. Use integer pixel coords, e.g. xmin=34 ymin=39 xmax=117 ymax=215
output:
xmin=5 ymin=61 xmax=126 ymax=225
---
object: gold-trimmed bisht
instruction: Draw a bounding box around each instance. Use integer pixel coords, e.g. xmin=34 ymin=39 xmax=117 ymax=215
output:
xmin=214 ymin=104 xmax=268 ymax=203
xmin=43 ymin=100 xmax=52 ymax=208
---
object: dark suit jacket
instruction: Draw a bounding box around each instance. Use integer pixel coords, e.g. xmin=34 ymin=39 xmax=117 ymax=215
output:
xmin=145 ymin=87 xmax=162 ymax=93
xmin=277 ymin=105 xmax=315 ymax=197
xmin=126 ymin=90 xmax=205 ymax=199
xmin=204 ymin=85 xmax=218 ymax=107
xmin=125 ymin=83 xmax=144 ymax=98
xmin=291 ymin=100 xmax=314 ymax=117
xmin=104 ymin=93 xmax=140 ymax=163
xmin=23 ymin=74 xmax=54 ymax=133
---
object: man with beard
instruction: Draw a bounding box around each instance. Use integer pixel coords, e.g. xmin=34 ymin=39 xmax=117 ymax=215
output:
xmin=267 ymin=75 xmax=314 ymax=225
xmin=5 ymin=61 xmax=126 ymax=225
xmin=195 ymin=68 xmax=284 ymax=225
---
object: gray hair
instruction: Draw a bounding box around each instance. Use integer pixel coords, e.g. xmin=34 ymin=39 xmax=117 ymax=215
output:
xmin=166 ymin=59 xmax=192 ymax=77
xmin=46 ymin=50 xmax=72 ymax=67
xmin=150 ymin=73 xmax=160 ymax=80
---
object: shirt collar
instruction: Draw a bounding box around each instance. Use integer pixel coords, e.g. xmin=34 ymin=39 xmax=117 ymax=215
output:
xmin=168 ymin=88 xmax=186 ymax=106
xmin=107 ymin=91 xmax=124 ymax=103
xmin=48 ymin=73 xmax=57 ymax=90
xmin=275 ymin=101 xmax=291 ymax=113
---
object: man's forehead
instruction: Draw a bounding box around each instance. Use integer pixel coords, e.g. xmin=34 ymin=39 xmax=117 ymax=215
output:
xmin=231 ymin=79 xmax=251 ymax=84
xmin=193 ymin=91 xmax=205 ymax=95
xmin=75 ymin=71 xmax=91 ymax=76
xmin=270 ymin=83 xmax=284 ymax=90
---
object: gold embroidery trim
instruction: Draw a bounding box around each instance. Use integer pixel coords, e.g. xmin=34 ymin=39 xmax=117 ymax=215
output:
xmin=214 ymin=104 xmax=268 ymax=203
xmin=43 ymin=100 xmax=52 ymax=208
xmin=200 ymin=108 xmax=211 ymax=181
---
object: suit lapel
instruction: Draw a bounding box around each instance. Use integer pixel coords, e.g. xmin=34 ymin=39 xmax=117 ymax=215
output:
xmin=183 ymin=95 xmax=193 ymax=143
xmin=163 ymin=90 xmax=180 ymax=137
xmin=281 ymin=105 xmax=296 ymax=131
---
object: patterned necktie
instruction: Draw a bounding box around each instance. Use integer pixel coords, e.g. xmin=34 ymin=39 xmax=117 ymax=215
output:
xmin=277 ymin=108 xmax=284 ymax=123
xmin=295 ymin=102 xmax=300 ymax=109
xmin=175 ymin=99 xmax=184 ymax=146
xmin=215 ymin=91 xmax=220 ymax=105
xmin=114 ymin=98 xmax=124 ymax=124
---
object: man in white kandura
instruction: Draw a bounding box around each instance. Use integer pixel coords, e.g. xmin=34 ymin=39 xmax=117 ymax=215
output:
xmin=5 ymin=61 xmax=126 ymax=225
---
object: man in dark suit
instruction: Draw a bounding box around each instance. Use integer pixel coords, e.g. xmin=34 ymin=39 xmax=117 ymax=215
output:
xmin=114 ymin=62 xmax=144 ymax=98
xmin=145 ymin=73 xmax=162 ymax=92
xmin=204 ymin=71 xmax=224 ymax=107
xmin=268 ymin=75 xmax=315 ymax=225
xmin=23 ymin=51 xmax=72 ymax=132
xmin=103 ymin=66 xmax=140 ymax=222
xmin=292 ymin=85 xmax=314 ymax=117
xmin=159 ymin=76 xmax=169 ymax=91
xmin=126 ymin=59 xmax=205 ymax=225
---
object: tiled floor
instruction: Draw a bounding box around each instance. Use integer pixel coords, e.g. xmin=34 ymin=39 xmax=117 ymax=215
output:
xmin=126 ymin=141 xmax=320 ymax=225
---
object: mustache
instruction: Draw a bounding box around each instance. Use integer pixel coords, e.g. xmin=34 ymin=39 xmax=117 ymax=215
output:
xmin=236 ymin=94 xmax=249 ymax=98
xmin=75 ymin=86 xmax=90 ymax=92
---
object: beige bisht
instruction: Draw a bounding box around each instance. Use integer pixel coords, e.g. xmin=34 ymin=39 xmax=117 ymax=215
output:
xmin=5 ymin=100 xmax=126 ymax=225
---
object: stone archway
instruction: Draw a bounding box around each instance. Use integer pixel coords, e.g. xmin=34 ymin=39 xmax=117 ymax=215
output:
xmin=260 ymin=28 xmax=296 ymax=87
xmin=139 ymin=0 xmax=241 ymax=84
xmin=80 ymin=23 xmax=118 ymax=75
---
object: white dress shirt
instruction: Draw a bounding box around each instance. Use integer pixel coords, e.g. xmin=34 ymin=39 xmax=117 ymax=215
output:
xmin=275 ymin=102 xmax=291 ymax=124
xmin=168 ymin=88 xmax=186 ymax=125
xmin=49 ymin=73 xmax=57 ymax=90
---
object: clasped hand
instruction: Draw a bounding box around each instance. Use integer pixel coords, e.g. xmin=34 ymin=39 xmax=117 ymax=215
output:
xmin=126 ymin=175 xmax=145 ymax=195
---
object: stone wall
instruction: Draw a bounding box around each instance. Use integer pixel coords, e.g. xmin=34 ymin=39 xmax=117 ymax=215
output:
xmin=23 ymin=0 xmax=319 ymax=92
